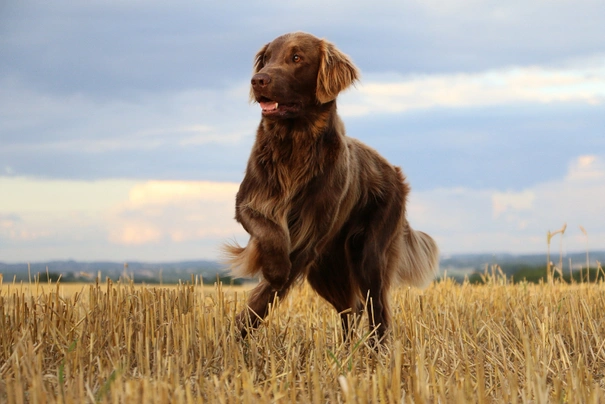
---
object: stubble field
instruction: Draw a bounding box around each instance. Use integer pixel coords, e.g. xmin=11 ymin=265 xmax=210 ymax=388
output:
xmin=1 ymin=269 xmax=605 ymax=403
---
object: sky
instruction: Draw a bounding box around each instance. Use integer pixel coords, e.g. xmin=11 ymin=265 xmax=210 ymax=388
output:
xmin=1 ymin=0 xmax=604 ymax=263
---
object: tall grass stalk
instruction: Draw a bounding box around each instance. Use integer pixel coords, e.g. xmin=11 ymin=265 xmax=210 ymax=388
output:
xmin=546 ymin=223 xmax=567 ymax=285
xmin=2 ymin=270 xmax=605 ymax=403
xmin=580 ymin=225 xmax=590 ymax=282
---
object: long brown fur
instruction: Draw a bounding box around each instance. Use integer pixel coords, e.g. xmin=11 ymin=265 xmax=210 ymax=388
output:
xmin=225 ymin=32 xmax=439 ymax=342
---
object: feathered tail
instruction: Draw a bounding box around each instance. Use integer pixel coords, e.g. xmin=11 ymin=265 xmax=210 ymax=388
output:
xmin=222 ymin=239 xmax=263 ymax=278
xmin=395 ymin=226 xmax=439 ymax=288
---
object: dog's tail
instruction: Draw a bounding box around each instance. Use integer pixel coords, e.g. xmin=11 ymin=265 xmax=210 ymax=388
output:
xmin=222 ymin=239 xmax=262 ymax=278
xmin=395 ymin=225 xmax=439 ymax=288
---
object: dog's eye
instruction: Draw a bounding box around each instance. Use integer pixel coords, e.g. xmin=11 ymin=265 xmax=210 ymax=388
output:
xmin=292 ymin=54 xmax=301 ymax=63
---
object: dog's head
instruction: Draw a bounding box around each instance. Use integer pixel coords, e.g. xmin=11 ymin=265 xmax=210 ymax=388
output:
xmin=250 ymin=32 xmax=359 ymax=118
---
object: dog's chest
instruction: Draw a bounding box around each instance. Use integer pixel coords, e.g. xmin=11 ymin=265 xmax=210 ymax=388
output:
xmin=285 ymin=186 xmax=324 ymax=250
xmin=259 ymin=135 xmax=323 ymax=194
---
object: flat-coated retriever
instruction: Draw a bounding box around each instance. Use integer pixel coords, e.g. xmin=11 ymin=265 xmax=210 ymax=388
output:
xmin=225 ymin=32 xmax=439 ymax=342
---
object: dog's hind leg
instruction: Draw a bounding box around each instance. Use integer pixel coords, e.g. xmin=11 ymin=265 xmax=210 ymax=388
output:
xmin=346 ymin=193 xmax=404 ymax=344
xmin=307 ymin=248 xmax=362 ymax=342
xmin=357 ymin=266 xmax=392 ymax=344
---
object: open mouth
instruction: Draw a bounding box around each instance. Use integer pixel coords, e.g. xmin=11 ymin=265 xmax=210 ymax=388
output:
xmin=259 ymin=99 xmax=279 ymax=113
xmin=257 ymin=97 xmax=299 ymax=116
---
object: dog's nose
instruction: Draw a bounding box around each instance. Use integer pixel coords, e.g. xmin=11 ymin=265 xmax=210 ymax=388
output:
xmin=251 ymin=73 xmax=271 ymax=88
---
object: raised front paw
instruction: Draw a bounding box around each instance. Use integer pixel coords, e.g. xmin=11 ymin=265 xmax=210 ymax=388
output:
xmin=261 ymin=253 xmax=291 ymax=291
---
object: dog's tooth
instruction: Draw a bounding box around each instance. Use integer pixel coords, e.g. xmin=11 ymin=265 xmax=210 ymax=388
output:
xmin=275 ymin=103 xmax=279 ymax=109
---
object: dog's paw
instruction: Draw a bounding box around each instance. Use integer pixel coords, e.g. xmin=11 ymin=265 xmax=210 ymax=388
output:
xmin=235 ymin=310 xmax=253 ymax=339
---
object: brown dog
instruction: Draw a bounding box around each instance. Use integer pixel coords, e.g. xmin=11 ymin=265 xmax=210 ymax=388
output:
xmin=225 ymin=32 xmax=439 ymax=342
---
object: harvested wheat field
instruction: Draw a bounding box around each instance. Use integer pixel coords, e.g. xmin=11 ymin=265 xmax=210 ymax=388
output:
xmin=2 ymin=271 xmax=605 ymax=403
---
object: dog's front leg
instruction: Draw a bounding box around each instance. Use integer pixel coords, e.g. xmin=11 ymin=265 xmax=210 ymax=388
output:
xmin=237 ymin=206 xmax=292 ymax=291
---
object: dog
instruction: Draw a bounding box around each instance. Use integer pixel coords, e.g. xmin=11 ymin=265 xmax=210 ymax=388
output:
xmin=225 ymin=32 xmax=439 ymax=342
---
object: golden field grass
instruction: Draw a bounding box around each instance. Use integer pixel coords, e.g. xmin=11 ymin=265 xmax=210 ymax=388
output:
xmin=2 ymin=269 xmax=605 ymax=403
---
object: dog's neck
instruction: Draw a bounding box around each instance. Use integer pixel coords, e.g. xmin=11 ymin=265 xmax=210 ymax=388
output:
xmin=251 ymin=100 xmax=344 ymax=193
xmin=258 ymin=101 xmax=338 ymax=141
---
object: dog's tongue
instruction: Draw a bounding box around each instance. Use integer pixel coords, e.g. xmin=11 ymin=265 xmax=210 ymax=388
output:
xmin=260 ymin=101 xmax=279 ymax=111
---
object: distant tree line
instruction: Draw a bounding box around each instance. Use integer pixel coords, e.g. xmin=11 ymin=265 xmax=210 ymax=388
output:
xmin=14 ymin=272 xmax=247 ymax=286
xmin=466 ymin=265 xmax=604 ymax=284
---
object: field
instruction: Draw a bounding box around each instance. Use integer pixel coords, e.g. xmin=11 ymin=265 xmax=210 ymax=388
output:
xmin=2 ymin=269 xmax=605 ymax=403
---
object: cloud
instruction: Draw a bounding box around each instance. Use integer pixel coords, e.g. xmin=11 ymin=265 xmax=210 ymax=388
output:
xmin=408 ymin=155 xmax=605 ymax=254
xmin=0 ymin=177 xmax=245 ymax=261
xmin=0 ymin=213 xmax=21 ymax=225
xmin=2 ymin=1 xmax=604 ymax=189
xmin=126 ymin=181 xmax=240 ymax=205
xmin=108 ymin=180 xmax=244 ymax=246
xmin=3 ymin=0 xmax=605 ymax=104
xmin=0 ymin=177 xmax=135 ymax=213
xmin=1 ymin=154 xmax=603 ymax=262
xmin=0 ymin=78 xmax=255 ymax=181
xmin=340 ymin=61 xmax=605 ymax=116
xmin=108 ymin=223 xmax=162 ymax=246
xmin=0 ymin=177 xmax=135 ymax=247
xmin=566 ymin=155 xmax=605 ymax=182
xmin=0 ymin=79 xmax=255 ymax=153
xmin=2 ymin=0 xmax=604 ymax=265
xmin=0 ymin=214 xmax=39 ymax=242
xmin=492 ymin=190 xmax=535 ymax=219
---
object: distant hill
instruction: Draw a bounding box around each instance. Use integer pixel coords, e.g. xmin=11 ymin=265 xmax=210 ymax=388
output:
xmin=440 ymin=250 xmax=605 ymax=280
xmin=1 ymin=251 xmax=603 ymax=284
xmin=440 ymin=251 xmax=605 ymax=270
xmin=0 ymin=259 xmax=229 ymax=284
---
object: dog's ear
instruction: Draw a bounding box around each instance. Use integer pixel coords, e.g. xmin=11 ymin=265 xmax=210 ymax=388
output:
xmin=250 ymin=42 xmax=269 ymax=103
xmin=316 ymin=40 xmax=360 ymax=104
xmin=252 ymin=42 xmax=269 ymax=73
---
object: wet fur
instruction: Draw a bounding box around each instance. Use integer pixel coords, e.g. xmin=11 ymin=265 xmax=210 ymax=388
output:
xmin=225 ymin=32 xmax=439 ymax=342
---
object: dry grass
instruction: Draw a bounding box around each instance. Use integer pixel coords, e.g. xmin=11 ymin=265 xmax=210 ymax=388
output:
xmin=2 ymin=269 xmax=605 ymax=403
